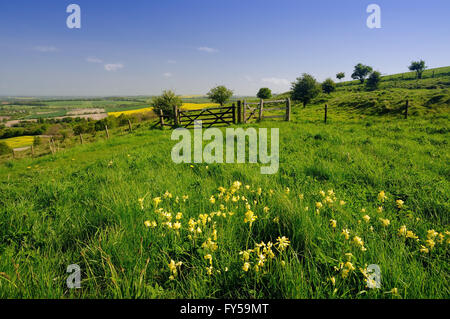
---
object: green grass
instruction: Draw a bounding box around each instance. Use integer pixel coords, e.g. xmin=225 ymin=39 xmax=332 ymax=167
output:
xmin=0 ymin=68 xmax=449 ymax=298
xmin=0 ymin=104 xmax=448 ymax=298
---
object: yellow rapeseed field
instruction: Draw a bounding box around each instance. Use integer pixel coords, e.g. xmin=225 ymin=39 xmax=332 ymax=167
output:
xmin=108 ymin=103 xmax=220 ymax=117
xmin=2 ymin=136 xmax=34 ymax=149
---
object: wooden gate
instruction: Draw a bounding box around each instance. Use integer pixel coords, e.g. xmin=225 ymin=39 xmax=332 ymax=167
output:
xmin=240 ymin=98 xmax=291 ymax=123
xmin=177 ymin=105 xmax=236 ymax=128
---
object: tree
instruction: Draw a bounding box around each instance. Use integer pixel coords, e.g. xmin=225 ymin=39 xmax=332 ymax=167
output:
xmin=322 ymin=78 xmax=336 ymax=94
xmin=336 ymin=72 xmax=345 ymax=81
xmin=207 ymin=86 xmax=233 ymax=106
xmin=365 ymin=71 xmax=381 ymax=91
xmin=408 ymin=60 xmax=426 ymax=79
xmin=152 ymin=90 xmax=183 ymax=118
xmin=351 ymin=63 xmax=373 ymax=83
xmin=291 ymin=74 xmax=321 ymax=108
xmin=257 ymin=88 xmax=272 ymax=99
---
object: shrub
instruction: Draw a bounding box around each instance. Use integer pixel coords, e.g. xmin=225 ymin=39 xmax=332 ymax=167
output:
xmin=322 ymin=78 xmax=336 ymax=94
xmin=0 ymin=141 xmax=11 ymax=155
xmin=366 ymin=71 xmax=382 ymax=91
xmin=152 ymin=90 xmax=183 ymax=118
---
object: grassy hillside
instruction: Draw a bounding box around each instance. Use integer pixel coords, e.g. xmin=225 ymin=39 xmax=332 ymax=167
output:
xmin=0 ymin=68 xmax=449 ymax=298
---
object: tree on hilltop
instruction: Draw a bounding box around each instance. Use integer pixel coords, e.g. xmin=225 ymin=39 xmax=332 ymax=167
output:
xmin=351 ymin=63 xmax=373 ymax=84
xmin=408 ymin=60 xmax=427 ymax=79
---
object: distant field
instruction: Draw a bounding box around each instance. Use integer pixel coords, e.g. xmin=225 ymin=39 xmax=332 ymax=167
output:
xmin=108 ymin=103 xmax=221 ymax=117
xmin=3 ymin=135 xmax=34 ymax=148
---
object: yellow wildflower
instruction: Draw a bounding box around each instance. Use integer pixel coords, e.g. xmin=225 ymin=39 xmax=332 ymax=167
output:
xmin=153 ymin=197 xmax=162 ymax=206
xmin=378 ymin=191 xmax=387 ymax=202
xmin=330 ymin=219 xmax=337 ymax=228
xmin=276 ymin=236 xmax=290 ymax=251
xmin=342 ymin=229 xmax=350 ymax=240
xmin=396 ymin=199 xmax=404 ymax=209
xmin=244 ymin=210 xmax=258 ymax=226
xmin=363 ymin=215 xmax=371 ymax=223
xmin=379 ymin=218 xmax=390 ymax=227
xmin=242 ymin=262 xmax=250 ymax=272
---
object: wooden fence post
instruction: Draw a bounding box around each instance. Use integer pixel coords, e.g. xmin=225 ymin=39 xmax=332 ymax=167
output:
xmin=243 ymin=100 xmax=247 ymax=124
xmin=173 ymin=105 xmax=179 ymax=127
xmin=232 ymin=103 xmax=237 ymax=124
xmin=237 ymin=101 xmax=242 ymax=123
xmin=79 ymin=134 xmax=84 ymax=144
xmin=12 ymin=149 xmax=15 ymax=159
xmin=105 ymin=125 xmax=110 ymax=139
xmin=324 ymin=104 xmax=328 ymax=124
xmin=286 ymin=98 xmax=291 ymax=121
xmin=49 ymin=140 xmax=54 ymax=154
xmin=258 ymin=99 xmax=264 ymax=121
xmin=159 ymin=110 xmax=165 ymax=129
xmin=31 ymin=145 xmax=34 ymax=157
xmin=128 ymin=119 xmax=132 ymax=132
xmin=405 ymin=100 xmax=409 ymax=119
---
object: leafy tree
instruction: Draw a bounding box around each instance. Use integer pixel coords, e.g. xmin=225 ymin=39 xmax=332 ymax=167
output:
xmin=291 ymin=74 xmax=321 ymax=108
xmin=336 ymin=72 xmax=345 ymax=81
xmin=256 ymin=88 xmax=272 ymax=99
xmin=322 ymin=78 xmax=336 ymax=94
xmin=152 ymin=90 xmax=183 ymax=118
xmin=408 ymin=60 xmax=427 ymax=79
xmin=351 ymin=63 xmax=373 ymax=83
xmin=207 ymin=86 xmax=233 ymax=106
xmin=0 ymin=141 xmax=11 ymax=155
xmin=365 ymin=71 xmax=382 ymax=91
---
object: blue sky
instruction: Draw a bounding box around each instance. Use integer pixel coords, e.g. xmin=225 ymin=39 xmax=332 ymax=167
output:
xmin=0 ymin=0 xmax=449 ymax=96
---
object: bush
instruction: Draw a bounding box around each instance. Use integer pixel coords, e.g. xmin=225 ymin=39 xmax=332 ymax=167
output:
xmin=0 ymin=142 xmax=11 ymax=155
xmin=366 ymin=71 xmax=382 ymax=91
xmin=322 ymin=78 xmax=336 ymax=94
xmin=152 ymin=90 xmax=183 ymax=118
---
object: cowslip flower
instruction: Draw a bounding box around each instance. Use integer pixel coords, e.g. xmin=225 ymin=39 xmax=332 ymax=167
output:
xmin=425 ymin=239 xmax=435 ymax=249
xmin=398 ymin=225 xmax=407 ymax=236
xmin=244 ymin=210 xmax=258 ymax=226
xmin=342 ymin=229 xmax=350 ymax=240
xmin=396 ymin=199 xmax=404 ymax=209
xmin=406 ymin=230 xmax=418 ymax=239
xmin=378 ymin=191 xmax=387 ymax=202
xmin=276 ymin=236 xmax=290 ymax=251
xmin=427 ymin=229 xmax=439 ymax=240
xmin=242 ymin=262 xmax=250 ymax=272
xmin=420 ymin=245 xmax=429 ymax=253
xmin=363 ymin=215 xmax=371 ymax=223
xmin=379 ymin=218 xmax=390 ymax=227
xmin=330 ymin=219 xmax=337 ymax=228
xmin=204 ymin=254 xmax=213 ymax=266
xmin=153 ymin=197 xmax=162 ymax=206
